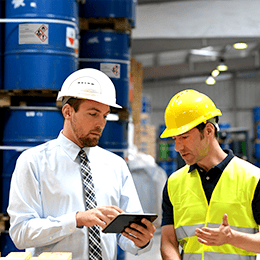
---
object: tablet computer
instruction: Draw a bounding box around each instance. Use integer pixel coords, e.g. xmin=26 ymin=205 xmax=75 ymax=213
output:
xmin=102 ymin=213 xmax=158 ymax=233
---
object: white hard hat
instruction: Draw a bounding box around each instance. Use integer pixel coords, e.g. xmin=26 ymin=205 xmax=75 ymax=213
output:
xmin=57 ymin=68 xmax=122 ymax=108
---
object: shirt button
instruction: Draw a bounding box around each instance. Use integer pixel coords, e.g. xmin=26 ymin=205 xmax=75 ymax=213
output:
xmin=49 ymin=237 xmax=52 ymax=240
xmin=206 ymin=176 xmax=210 ymax=180
xmin=70 ymin=228 xmax=73 ymax=232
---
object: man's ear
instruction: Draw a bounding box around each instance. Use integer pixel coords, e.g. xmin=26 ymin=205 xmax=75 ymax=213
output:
xmin=205 ymin=123 xmax=214 ymax=136
xmin=62 ymin=104 xmax=73 ymax=119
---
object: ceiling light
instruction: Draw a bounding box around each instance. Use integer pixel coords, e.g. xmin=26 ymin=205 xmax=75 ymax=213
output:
xmin=217 ymin=58 xmax=228 ymax=71
xmin=206 ymin=76 xmax=216 ymax=85
xmin=211 ymin=69 xmax=220 ymax=77
xmin=233 ymin=42 xmax=248 ymax=49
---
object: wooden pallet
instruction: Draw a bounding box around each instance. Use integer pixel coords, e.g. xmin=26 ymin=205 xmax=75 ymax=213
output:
xmin=110 ymin=107 xmax=129 ymax=121
xmin=80 ymin=17 xmax=131 ymax=33
xmin=0 ymin=89 xmax=59 ymax=97
xmin=0 ymin=89 xmax=61 ymax=107
xmin=0 ymin=213 xmax=10 ymax=231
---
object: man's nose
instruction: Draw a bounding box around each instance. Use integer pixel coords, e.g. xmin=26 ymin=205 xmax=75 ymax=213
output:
xmin=174 ymin=138 xmax=183 ymax=152
xmin=97 ymin=116 xmax=107 ymax=129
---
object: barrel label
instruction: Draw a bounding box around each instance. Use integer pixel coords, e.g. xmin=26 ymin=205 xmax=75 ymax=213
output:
xmin=19 ymin=24 xmax=49 ymax=44
xmin=12 ymin=0 xmax=25 ymax=9
xmin=101 ymin=63 xmax=121 ymax=78
xmin=66 ymin=27 xmax=78 ymax=55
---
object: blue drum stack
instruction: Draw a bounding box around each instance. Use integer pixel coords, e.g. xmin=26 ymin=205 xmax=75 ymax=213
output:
xmin=0 ymin=1 xmax=136 ymax=258
xmin=0 ymin=0 xmax=79 ymax=255
xmin=79 ymin=0 xmax=136 ymax=160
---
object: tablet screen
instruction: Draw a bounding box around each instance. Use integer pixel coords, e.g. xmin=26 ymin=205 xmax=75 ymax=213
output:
xmin=102 ymin=213 xmax=158 ymax=233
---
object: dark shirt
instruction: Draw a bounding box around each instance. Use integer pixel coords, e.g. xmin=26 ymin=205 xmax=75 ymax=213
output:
xmin=161 ymin=150 xmax=260 ymax=226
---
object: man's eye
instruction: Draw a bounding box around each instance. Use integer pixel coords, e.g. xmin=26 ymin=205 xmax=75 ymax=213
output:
xmin=89 ymin=113 xmax=97 ymax=117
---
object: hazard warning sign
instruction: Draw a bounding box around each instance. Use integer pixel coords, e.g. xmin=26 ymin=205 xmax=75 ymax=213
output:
xmin=35 ymin=24 xmax=48 ymax=43
xmin=19 ymin=24 xmax=49 ymax=45
xmin=101 ymin=63 xmax=121 ymax=79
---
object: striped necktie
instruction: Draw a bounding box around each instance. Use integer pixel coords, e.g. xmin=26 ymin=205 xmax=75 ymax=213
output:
xmin=79 ymin=149 xmax=102 ymax=260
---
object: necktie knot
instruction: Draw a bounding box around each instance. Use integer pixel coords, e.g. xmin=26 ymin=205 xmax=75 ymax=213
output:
xmin=79 ymin=149 xmax=88 ymax=162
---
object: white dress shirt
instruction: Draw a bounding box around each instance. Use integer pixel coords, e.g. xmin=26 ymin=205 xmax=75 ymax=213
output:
xmin=8 ymin=132 xmax=152 ymax=260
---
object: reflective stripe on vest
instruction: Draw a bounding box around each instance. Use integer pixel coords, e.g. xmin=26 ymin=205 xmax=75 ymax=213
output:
xmin=183 ymin=252 xmax=256 ymax=260
xmin=176 ymin=224 xmax=259 ymax=241
xmin=168 ymin=156 xmax=260 ymax=259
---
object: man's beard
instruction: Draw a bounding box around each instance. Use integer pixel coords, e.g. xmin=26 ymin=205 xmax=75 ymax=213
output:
xmin=79 ymin=135 xmax=100 ymax=147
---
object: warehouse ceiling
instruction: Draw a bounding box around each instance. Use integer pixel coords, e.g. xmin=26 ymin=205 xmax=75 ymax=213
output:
xmin=132 ymin=0 xmax=260 ymax=82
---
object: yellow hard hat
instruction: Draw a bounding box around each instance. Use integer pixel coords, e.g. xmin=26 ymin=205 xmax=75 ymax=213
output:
xmin=160 ymin=89 xmax=222 ymax=138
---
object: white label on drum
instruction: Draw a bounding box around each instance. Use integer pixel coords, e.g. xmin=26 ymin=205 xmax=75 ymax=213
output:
xmin=19 ymin=24 xmax=49 ymax=44
xmin=12 ymin=0 xmax=25 ymax=9
xmin=100 ymin=63 xmax=120 ymax=79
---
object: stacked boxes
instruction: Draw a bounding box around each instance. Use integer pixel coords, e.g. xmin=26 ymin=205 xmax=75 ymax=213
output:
xmin=129 ymin=58 xmax=156 ymax=158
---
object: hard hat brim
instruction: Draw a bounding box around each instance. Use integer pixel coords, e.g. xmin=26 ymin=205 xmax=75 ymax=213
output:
xmin=160 ymin=109 xmax=222 ymax=139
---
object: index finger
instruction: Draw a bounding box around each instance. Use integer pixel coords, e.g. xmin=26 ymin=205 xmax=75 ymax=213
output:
xmin=201 ymin=227 xmax=219 ymax=236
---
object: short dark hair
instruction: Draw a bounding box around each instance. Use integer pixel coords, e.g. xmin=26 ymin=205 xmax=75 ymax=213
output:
xmin=66 ymin=98 xmax=84 ymax=112
xmin=195 ymin=116 xmax=219 ymax=138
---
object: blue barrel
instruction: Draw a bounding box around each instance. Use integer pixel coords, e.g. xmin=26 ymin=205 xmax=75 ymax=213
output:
xmin=169 ymin=143 xmax=177 ymax=159
xmin=158 ymin=161 xmax=168 ymax=175
xmin=167 ymin=161 xmax=177 ymax=176
xmin=99 ymin=119 xmax=128 ymax=150
xmin=219 ymin=123 xmax=231 ymax=130
xmin=0 ymin=232 xmax=25 ymax=256
xmin=1 ymin=107 xmax=64 ymax=213
xmin=254 ymin=159 xmax=260 ymax=168
xmin=4 ymin=0 xmax=79 ymax=90
xmin=253 ymin=107 xmax=260 ymax=122
xmin=79 ymin=0 xmax=136 ymax=28
xmin=79 ymin=30 xmax=130 ymax=108
xmin=254 ymin=142 xmax=260 ymax=159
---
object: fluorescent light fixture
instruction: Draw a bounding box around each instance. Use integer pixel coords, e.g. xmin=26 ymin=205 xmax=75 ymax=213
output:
xmin=217 ymin=58 xmax=228 ymax=71
xmin=233 ymin=42 xmax=248 ymax=49
xmin=211 ymin=69 xmax=220 ymax=77
xmin=217 ymin=64 xmax=228 ymax=71
xmin=206 ymin=76 xmax=216 ymax=85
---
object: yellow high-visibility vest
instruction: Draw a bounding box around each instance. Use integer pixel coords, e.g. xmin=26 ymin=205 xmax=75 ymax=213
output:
xmin=167 ymin=157 xmax=260 ymax=260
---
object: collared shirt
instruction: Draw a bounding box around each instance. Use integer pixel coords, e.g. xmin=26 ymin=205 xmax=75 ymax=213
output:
xmin=162 ymin=150 xmax=260 ymax=226
xmin=8 ymin=132 xmax=152 ymax=260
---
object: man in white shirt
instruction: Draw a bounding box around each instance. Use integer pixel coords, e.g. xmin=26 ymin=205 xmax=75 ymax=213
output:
xmin=7 ymin=68 xmax=156 ymax=260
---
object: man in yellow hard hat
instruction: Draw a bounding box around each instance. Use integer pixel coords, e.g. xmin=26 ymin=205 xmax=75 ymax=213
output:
xmin=160 ymin=89 xmax=260 ymax=260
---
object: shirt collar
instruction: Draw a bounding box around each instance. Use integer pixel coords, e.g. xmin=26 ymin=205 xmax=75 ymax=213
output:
xmin=189 ymin=149 xmax=235 ymax=173
xmin=57 ymin=131 xmax=91 ymax=162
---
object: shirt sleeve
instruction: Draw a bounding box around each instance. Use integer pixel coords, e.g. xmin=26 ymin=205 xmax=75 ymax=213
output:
xmin=116 ymin=159 xmax=155 ymax=255
xmin=7 ymin=151 xmax=77 ymax=249
xmin=252 ymin=180 xmax=260 ymax=225
xmin=161 ymin=180 xmax=174 ymax=226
